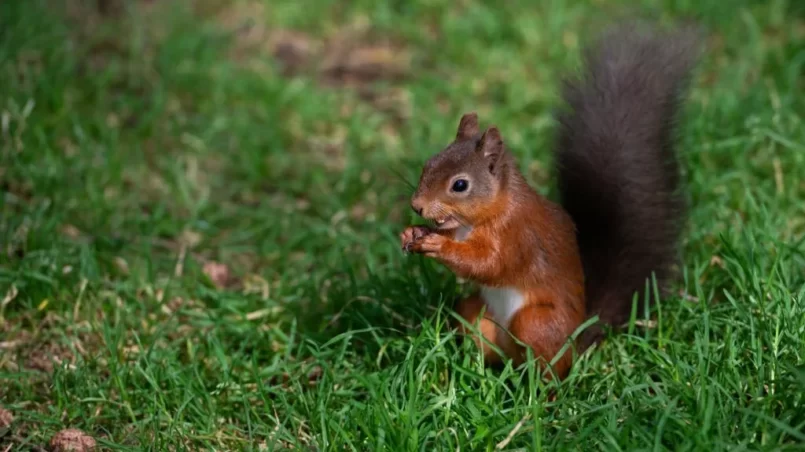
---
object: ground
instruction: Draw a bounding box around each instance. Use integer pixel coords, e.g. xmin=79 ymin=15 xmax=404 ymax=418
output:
xmin=1 ymin=0 xmax=804 ymax=450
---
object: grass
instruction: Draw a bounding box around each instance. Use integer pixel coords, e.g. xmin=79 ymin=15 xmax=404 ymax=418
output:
xmin=1 ymin=0 xmax=804 ymax=449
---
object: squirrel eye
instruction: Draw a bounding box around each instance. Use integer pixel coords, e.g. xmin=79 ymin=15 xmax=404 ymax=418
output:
xmin=451 ymin=179 xmax=469 ymax=193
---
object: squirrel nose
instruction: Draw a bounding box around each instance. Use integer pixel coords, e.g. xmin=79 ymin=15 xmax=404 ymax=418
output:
xmin=411 ymin=198 xmax=424 ymax=217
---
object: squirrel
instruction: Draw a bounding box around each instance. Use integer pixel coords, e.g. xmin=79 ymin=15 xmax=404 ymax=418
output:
xmin=400 ymin=22 xmax=701 ymax=379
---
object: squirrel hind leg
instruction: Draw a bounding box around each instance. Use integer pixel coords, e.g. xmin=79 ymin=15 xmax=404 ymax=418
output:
xmin=506 ymin=303 xmax=580 ymax=380
xmin=453 ymin=295 xmax=509 ymax=365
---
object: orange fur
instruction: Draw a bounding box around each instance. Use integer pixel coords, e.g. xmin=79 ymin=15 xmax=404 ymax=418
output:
xmin=454 ymin=295 xmax=505 ymax=365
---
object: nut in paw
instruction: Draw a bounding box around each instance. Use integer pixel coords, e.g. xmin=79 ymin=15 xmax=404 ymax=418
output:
xmin=408 ymin=233 xmax=446 ymax=255
xmin=400 ymin=226 xmax=432 ymax=252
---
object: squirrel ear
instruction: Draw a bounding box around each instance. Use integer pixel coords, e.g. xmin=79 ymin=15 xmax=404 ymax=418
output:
xmin=478 ymin=126 xmax=503 ymax=158
xmin=456 ymin=112 xmax=479 ymax=140
xmin=477 ymin=126 xmax=504 ymax=173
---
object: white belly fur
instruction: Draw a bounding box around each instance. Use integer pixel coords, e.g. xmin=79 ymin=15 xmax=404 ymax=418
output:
xmin=481 ymin=286 xmax=525 ymax=328
xmin=453 ymin=226 xmax=524 ymax=327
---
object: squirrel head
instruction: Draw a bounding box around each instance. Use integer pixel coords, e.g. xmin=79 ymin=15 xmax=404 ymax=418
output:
xmin=410 ymin=112 xmax=512 ymax=231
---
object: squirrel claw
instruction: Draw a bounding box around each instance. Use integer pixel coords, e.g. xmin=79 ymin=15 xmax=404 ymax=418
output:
xmin=401 ymin=225 xmax=432 ymax=253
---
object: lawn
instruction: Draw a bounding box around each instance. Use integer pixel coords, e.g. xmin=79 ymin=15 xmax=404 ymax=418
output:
xmin=1 ymin=0 xmax=804 ymax=450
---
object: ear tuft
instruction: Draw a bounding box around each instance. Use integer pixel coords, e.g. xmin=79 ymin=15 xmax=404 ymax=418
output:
xmin=456 ymin=112 xmax=479 ymax=140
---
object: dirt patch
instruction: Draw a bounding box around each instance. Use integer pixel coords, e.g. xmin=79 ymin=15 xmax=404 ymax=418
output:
xmin=316 ymin=35 xmax=410 ymax=88
xmin=0 ymin=321 xmax=101 ymax=375
xmin=26 ymin=341 xmax=74 ymax=374
xmin=268 ymin=31 xmax=318 ymax=77
xmin=217 ymin=3 xmax=413 ymax=117
xmin=63 ymin=0 xmax=414 ymax=117
xmin=267 ymin=28 xmax=411 ymax=104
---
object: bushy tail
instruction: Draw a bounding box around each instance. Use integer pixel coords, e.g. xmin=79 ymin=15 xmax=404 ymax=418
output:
xmin=553 ymin=22 xmax=701 ymax=346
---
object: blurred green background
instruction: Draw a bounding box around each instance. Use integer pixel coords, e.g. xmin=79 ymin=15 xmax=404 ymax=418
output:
xmin=1 ymin=0 xmax=804 ymax=449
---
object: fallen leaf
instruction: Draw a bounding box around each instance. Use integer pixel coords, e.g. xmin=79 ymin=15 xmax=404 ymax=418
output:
xmin=60 ymin=224 xmax=82 ymax=240
xmin=0 ymin=406 xmax=13 ymax=429
xmin=179 ymin=228 xmax=202 ymax=248
xmin=270 ymin=30 xmax=317 ymax=75
xmin=1 ymin=285 xmax=18 ymax=307
xmin=710 ymin=255 xmax=725 ymax=268
xmin=0 ymin=339 xmax=25 ymax=350
xmin=49 ymin=428 xmax=97 ymax=451
xmin=203 ymin=261 xmax=231 ymax=289
xmin=113 ymin=257 xmax=130 ymax=275
xmin=307 ymin=365 xmax=323 ymax=385
xmin=242 ymin=274 xmax=270 ymax=300
xmin=245 ymin=308 xmax=275 ymax=321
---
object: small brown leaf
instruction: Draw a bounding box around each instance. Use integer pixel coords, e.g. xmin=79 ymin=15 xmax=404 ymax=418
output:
xmin=0 ymin=338 xmax=26 ymax=350
xmin=60 ymin=224 xmax=82 ymax=240
xmin=203 ymin=261 xmax=231 ymax=289
xmin=0 ymin=406 xmax=13 ymax=430
xmin=270 ymin=31 xmax=317 ymax=75
xmin=105 ymin=112 xmax=120 ymax=128
xmin=113 ymin=257 xmax=130 ymax=275
xmin=49 ymin=428 xmax=96 ymax=451
xmin=307 ymin=365 xmax=323 ymax=385
xmin=179 ymin=228 xmax=202 ymax=248
xmin=242 ymin=274 xmax=270 ymax=300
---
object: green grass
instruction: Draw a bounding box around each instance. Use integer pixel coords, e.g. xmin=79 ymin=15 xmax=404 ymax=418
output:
xmin=2 ymin=0 xmax=804 ymax=449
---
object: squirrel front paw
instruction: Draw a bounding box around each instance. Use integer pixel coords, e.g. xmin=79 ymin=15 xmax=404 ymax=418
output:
xmin=401 ymin=225 xmax=432 ymax=252
xmin=407 ymin=232 xmax=446 ymax=256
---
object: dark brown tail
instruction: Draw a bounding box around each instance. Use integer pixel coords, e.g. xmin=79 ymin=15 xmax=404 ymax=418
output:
xmin=553 ymin=22 xmax=701 ymax=346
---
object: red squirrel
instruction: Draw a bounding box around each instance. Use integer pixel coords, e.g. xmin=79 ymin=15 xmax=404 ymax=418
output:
xmin=400 ymin=23 xmax=700 ymax=379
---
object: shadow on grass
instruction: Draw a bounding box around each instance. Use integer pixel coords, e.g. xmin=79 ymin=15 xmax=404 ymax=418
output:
xmin=280 ymin=254 xmax=464 ymax=357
